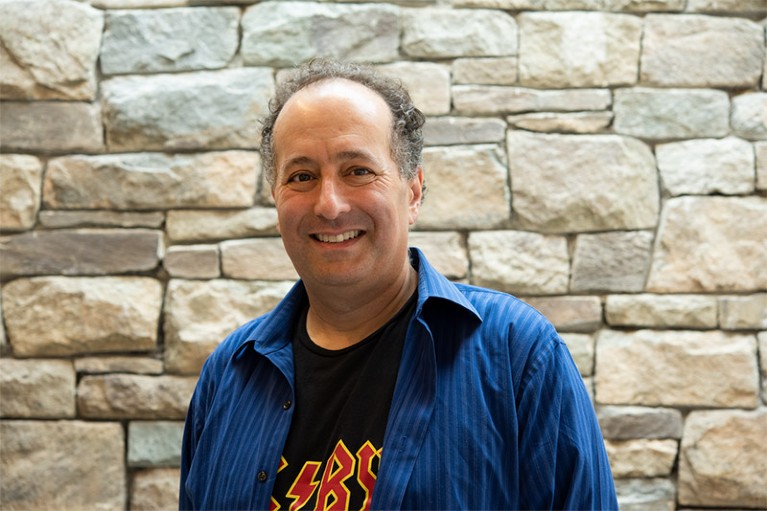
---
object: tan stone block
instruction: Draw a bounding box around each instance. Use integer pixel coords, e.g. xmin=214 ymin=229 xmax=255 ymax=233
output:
xmin=506 ymin=112 xmax=613 ymax=134
xmin=522 ymin=296 xmax=602 ymax=333
xmin=163 ymin=279 xmax=295 ymax=374
xmin=595 ymin=330 xmax=759 ymax=407
xmin=77 ymin=374 xmax=197 ymax=419
xmin=454 ymin=0 xmax=684 ymax=10
xmin=0 ymin=359 xmax=75 ymax=418
xmin=759 ymin=332 xmax=766 ymax=403
xmin=166 ymin=207 xmax=278 ymax=242
xmin=408 ymin=232 xmax=468 ymax=280
xmin=559 ymin=333 xmax=594 ymax=376
xmin=571 ymin=231 xmax=654 ymax=293
xmin=75 ymin=356 xmax=164 ymax=375
xmin=377 ymin=62 xmax=451 ymax=115
xmin=757 ymin=141 xmax=767 ymax=191
xmin=597 ymin=406 xmax=683 ymax=440
xmin=453 ymin=85 xmax=610 ymax=115
xmin=731 ymin=92 xmax=767 ymax=141
xmin=423 ymin=117 xmax=506 ymax=146
xmin=605 ymin=294 xmax=718 ymax=329
xmin=2 ymin=277 xmax=162 ymax=357
xmin=165 ymin=244 xmax=220 ymax=279
xmin=38 ymin=210 xmax=165 ymax=229
xmin=647 ymin=197 xmax=767 ymax=292
xmin=0 ymin=154 xmax=42 ymax=231
xmin=221 ymin=238 xmax=299 ymax=281
xmin=131 ymin=468 xmax=180 ymax=511
xmin=686 ymin=0 xmax=767 ymax=13
xmin=679 ymin=409 xmax=767 ymax=508
xmin=0 ymin=293 xmax=5 ymax=357
xmin=0 ymin=101 xmax=104 ymax=153
xmin=605 ymin=439 xmax=678 ymax=478
xmin=452 ymin=57 xmax=518 ymax=85
xmin=0 ymin=420 xmax=125 ymax=509
xmin=719 ymin=294 xmax=767 ymax=330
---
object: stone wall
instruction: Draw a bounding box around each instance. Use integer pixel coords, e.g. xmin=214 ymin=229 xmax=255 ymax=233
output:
xmin=1 ymin=0 xmax=765 ymax=509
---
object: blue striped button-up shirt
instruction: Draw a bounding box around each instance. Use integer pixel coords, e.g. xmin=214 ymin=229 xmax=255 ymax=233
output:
xmin=180 ymin=248 xmax=618 ymax=510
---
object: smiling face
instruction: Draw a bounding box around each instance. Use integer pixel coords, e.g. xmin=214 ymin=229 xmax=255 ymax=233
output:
xmin=271 ymin=79 xmax=423 ymax=295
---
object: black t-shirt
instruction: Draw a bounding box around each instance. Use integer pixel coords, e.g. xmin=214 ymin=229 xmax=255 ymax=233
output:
xmin=271 ymin=292 xmax=416 ymax=511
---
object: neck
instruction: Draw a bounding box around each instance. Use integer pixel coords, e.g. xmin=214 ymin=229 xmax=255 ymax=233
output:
xmin=304 ymin=263 xmax=418 ymax=350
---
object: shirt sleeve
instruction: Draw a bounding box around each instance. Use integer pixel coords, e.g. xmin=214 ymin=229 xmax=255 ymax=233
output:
xmin=516 ymin=332 xmax=618 ymax=510
xmin=179 ymin=361 xmax=214 ymax=511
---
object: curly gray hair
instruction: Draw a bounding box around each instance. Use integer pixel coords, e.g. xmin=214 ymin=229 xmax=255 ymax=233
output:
xmin=260 ymin=58 xmax=425 ymax=189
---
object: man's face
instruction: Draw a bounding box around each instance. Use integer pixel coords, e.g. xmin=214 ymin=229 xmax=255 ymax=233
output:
xmin=271 ymin=79 xmax=423 ymax=293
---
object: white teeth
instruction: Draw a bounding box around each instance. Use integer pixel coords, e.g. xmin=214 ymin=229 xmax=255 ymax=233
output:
xmin=316 ymin=230 xmax=361 ymax=243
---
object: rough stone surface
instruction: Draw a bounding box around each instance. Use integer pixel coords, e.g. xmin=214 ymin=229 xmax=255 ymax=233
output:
xmin=760 ymin=332 xmax=767 ymax=403
xmin=453 ymin=86 xmax=611 ymax=115
xmin=128 ymin=421 xmax=184 ymax=468
xmin=423 ymin=117 xmax=506 ymax=146
xmin=418 ymin=145 xmax=510 ymax=230
xmin=506 ymin=111 xmax=613 ymax=133
xmin=221 ymin=238 xmax=300 ymax=281
xmin=597 ymin=406 xmax=683 ymax=440
xmin=163 ymin=279 xmax=295 ymax=374
xmin=45 ymin=151 xmax=258 ymax=211
xmin=0 ymin=229 xmax=163 ymax=278
xmin=757 ymin=142 xmax=767 ymax=191
xmin=560 ymin=333 xmax=594 ymax=376
xmin=455 ymin=0 xmax=684 ymax=9
xmin=241 ymin=2 xmax=399 ymax=66
xmin=679 ymin=409 xmax=767 ymax=508
xmin=641 ymin=14 xmax=764 ymax=88
xmin=0 ymin=420 xmax=125 ymax=510
xmin=402 ymin=8 xmax=517 ymax=58
xmin=468 ymin=231 xmax=569 ymax=295
xmin=166 ymin=208 xmax=278 ymax=242
xmin=613 ymin=88 xmax=729 ymax=140
xmin=38 ymin=210 xmax=165 ymax=229
xmin=0 ymin=293 xmax=5 ymax=357
xmin=522 ymin=296 xmax=602 ymax=332
xmin=102 ymin=68 xmax=274 ymax=151
xmin=595 ymin=330 xmax=759 ymax=408
xmin=131 ymin=468 xmax=180 ymax=511
xmin=605 ymin=439 xmax=678 ymax=478
xmin=0 ymin=0 xmax=103 ymax=100
xmin=0 ymin=101 xmax=104 ymax=153
xmin=605 ymin=294 xmax=718 ymax=329
xmin=508 ymin=132 xmax=658 ymax=233
xmin=101 ymin=7 xmax=239 ymax=75
xmin=571 ymin=231 xmax=654 ymax=292
xmin=731 ymin=92 xmax=767 ymax=141
xmin=75 ymin=357 xmax=164 ymax=376
xmin=719 ymin=294 xmax=767 ymax=330
xmin=77 ymin=374 xmax=197 ymax=419
xmin=0 ymin=154 xmax=42 ymax=231
xmin=164 ymin=245 xmax=220 ymax=279
xmin=2 ymin=277 xmax=162 ymax=357
xmin=409 ymin=232 xmax=468 ymax=280
xmin=377 ymin=62 xmax=450 ymax=116
xmin=518 ymin=12 xmax=641 ymax=87
xmin=656 ymin=137 xmax=755 ymax=196
xmin=647 ymin=197 xmax=767 ymax=292
xmin=686 ymin=0 xmax=767 ymax=12
xmin=452 ymin=57 xmax=518 ymax=85
xmin=0 ymin=359 xmax=76 ymax=418
xmin=615 ymin=478 xmax=676 ymax=511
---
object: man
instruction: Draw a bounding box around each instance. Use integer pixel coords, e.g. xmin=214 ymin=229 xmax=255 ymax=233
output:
xmin=180 ymin=58 xmax=618 ymax=510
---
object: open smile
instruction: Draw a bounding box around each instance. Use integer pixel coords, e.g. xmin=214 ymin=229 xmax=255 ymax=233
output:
xmin=312 ymin=230 xmax=363 ymax=244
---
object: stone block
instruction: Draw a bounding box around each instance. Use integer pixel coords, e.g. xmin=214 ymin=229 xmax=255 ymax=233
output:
xmin=0 ymin=229 xmax=163 ymax=278
xmin=719 ymin=294 xmax=767 ymax=330
xmin=452 ymin=57 xmax=518 ymax=85
xmin=597 ymin=406 xmax=683 ymax=440
xmin=221 ymin=238 xmax=300 ymax=281
xmin=423 ymin=117 xmax=506 ymax=146
xmin=731 ymin=92 xmax=767 ymax=141
xmin=757 ymin=142 xmax=767 ymax=191
xmin=508 ymin=132 xmax=658 ymax=233
xmin=77 ymin=374 xmax=197 ymax=419
xmin=166 ymin=207 xmax=278 ymax=243
xmin=686 ymin=0 xmax=767 ymax=12
xmin=165 ymin=245 xmax=220 ymax=279
xmin=0 ymin=154 xmax=42 ymax=231
xmin=402 ymin=8 xmax=517 ymax=58
xmin=647 ymin=197 xmax=767 ymax=292
xmin=0 ymin=0 xmax=103 ymax=100
xmin=163 ymin=279 xmax=295 ymax=374
xmin=468 ymin=230 xmax=569 ymax=295
xmin=453 ymin=85 xmax=610 ymax=115
xmin=128 ymin=421 xmax=184 ymax=468
xmin=2 ymin=277 xmax=162 ymax=357
xmin=605 ymin=294 xmax=718 ymax=329
xmin=0 ymin=101 xmax=104 ymax=153
xmin=39 ymin=210 xmax=165 ymax=229
xmin=377 ymin=62 xmax=450 ymax=115
xmin=75 ymin=356 xmax=164 ymax=375
xmin=614 ymin=87 xmax=729 ymax=140
xmin=241 ymin=2 xmax=399 ymax=66
xmin=595 ymin=329 xmax=759 ymax=407
xmin=0 ymin=359 xmax=75 ymax=418
xmin=0 ymin=420 xmax=125 ymax=510
xmin=559 ymin=333 xmax=594 ymax=376
xmin=656 ymin=137 xmax=755 ymax=196
xmin=522 ymin=296 xmax=602 ymax=332
xmin=571 ymin=231 xmax=654 ymax=293
xmin=615 ymin=478 xmax=676 ymax=511
xmin=0 ymin=293 xmax=5 ymax=357
xmin=605 ymin=439 xmax=678 ymax=478
xmin=418 ymin=145 xmax=510 ymax=230
xmin=759 ymin=332 xmax=767 ymax=403
xmin=45 ymin=151 xmax=258 ymax=210
xmin=455 ymin=0 xmax=684 ymax=9
xmin=506 ymin=112 xmax=613 ymax=134
xmin=679 ymin=409 xmax=767 ymax=508
xmin=641 ymin=14 xmax=763 ymax=88
xmin=131 ymin=468 xmax=180 ymax=511
xmin=93 ymin=0 xmax=187 ymax=6
xmin=101 ymin=7 xmax=239 ymax=75
xmin=102 ymin=68 xmax=273 ymax=151
xmin=518 ymin=12 xmax=641 ymax=87
xmin=408 ymin=232 xmax=468 ymax=280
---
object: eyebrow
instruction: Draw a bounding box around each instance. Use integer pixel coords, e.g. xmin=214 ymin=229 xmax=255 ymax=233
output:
xmin=281 ymin=150 xmax=380 ymax=170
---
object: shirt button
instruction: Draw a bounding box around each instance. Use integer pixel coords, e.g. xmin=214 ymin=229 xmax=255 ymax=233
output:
xmin=282 ymin=400 xmax=292 ymax=410
xmin=257 ymin=471 xmax=268 ymax=482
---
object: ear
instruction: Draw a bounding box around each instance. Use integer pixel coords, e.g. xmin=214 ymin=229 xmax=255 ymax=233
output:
xmin=407 ymin=166 xmax=424 ymax=225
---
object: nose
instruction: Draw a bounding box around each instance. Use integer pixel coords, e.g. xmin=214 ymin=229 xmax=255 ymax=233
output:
xmin=314 ymin=177 xmax=351 ymax=220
